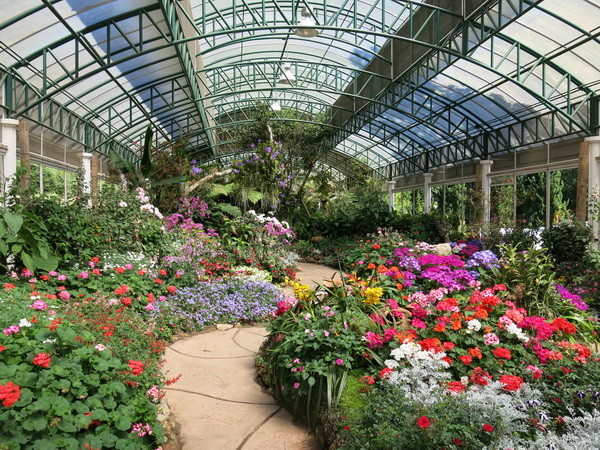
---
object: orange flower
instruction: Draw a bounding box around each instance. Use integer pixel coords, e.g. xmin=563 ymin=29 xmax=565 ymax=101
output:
xmin=452 ymin=320 xmax=462 ymax=331
xmin=377 ymin=265 xmax=387 ymax=273
xmin=434 ymin=322 xmax=446 ymax=332
xmin=396 ymin=283 xmax=403 ymax=290
xmin=390 ymin=266 xmax=400 ymax=273
xmin=469 ymin=347 xmax=483 ymax=359
xmin=474 ymin=309 xmax=488 ymax=319
xmin=367 ymin=263 xmax=376 ymax=270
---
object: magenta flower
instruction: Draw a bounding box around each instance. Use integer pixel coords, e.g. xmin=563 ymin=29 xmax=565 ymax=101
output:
xmin=336 ymin=358 xmax=343 ymax=366
xmin=3 ymin=325 xmax=20 ymax=336
xmin=30 ymin=300 xmax=48 ymax=310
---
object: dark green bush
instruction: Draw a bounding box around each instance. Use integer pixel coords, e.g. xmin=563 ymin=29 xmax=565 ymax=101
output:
xmin=541 ymin=220 xmax=592 ymax=274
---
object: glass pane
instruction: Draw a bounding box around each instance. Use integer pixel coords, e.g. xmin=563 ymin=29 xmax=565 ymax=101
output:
xmin=490 ymin=176 xmax=515 ymax=227
xmin=550 ymin=168 xmax=578 ymax=223
xmin=43 ymin=166 xmax=65 ymax=198
xmin=516 ymin=172 xmax=546 ymax=228
xmin=66 ymin=171 xmax=79 ymax=199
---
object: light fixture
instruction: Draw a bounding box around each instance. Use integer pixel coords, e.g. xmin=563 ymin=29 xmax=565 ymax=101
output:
xmin=270 ymin=95 xmax=281 ymax=112
xmin=294 ymin=7 xmax=319 ymax=38
xmin=278 ymin=63 xmax=296 ymax=84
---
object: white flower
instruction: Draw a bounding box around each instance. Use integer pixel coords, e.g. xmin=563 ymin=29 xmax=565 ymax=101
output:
xmin=385 ymin=359 xmax=400 ymax=369
xmin=119 ymin=201 xmax=128 ymax=207
xmin=467 ymin=319 xmax=482 ymax=333
xmin=19 ymin=318 xmax=32 ymax=327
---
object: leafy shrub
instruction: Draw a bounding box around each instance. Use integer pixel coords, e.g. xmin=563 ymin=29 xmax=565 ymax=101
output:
xmin=0 ymin=282 xmax=166 ymax=448
xmin=390 ymin=212 xmax=452 ymax=244
xmin=541 ymin=219 xmax=593 ymax=276
xmin=0 ymin=205 xmax=58 ymax=274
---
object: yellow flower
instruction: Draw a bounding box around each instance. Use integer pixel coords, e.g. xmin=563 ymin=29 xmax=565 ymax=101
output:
xmin=363 ymin=287 xmax=383 ymax=306
xmin=292 ymin=281 xmax=312 ymax=301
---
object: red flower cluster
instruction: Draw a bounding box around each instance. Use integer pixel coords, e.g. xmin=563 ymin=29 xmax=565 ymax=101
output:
xmin=114 ymin=285 xmax=129 ymax=296
xmin=33 ymin=352 xmax=51 ymax=368
xmin=0 ymin=382 xmax=21 ymax=407
xmin=128 ymin=360 xmax=145 ymax=376
xmin=499 ymin=375 xmax=524 ymax=391
xmin=416 ymin=416 xmax=431 ymax=429
xmin=493 ymin=347 xmax=512 ymax=360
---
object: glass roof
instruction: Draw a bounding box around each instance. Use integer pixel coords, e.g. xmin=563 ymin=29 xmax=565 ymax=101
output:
xmin=1 ymin=0 xmax=599 ymax=177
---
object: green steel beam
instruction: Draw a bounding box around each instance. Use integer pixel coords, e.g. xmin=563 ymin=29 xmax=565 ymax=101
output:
xmin=158 ymin=0 xmax=216 ymax=154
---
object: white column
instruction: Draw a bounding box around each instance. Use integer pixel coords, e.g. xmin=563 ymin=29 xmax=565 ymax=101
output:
xmin=0 ymin=118 xmax=19 ymax=192
xmin=423 ymin=173 xmax=433 ymax=213
xmin=586 ymin=136 xmax=600 ymax=241
xmin=480 ymin=160 xmax=493 ymax=224
xmin=387 ymin=180 xmax=396 ymax=212
xmin=82 ymin=152 xmax=93 ymax=194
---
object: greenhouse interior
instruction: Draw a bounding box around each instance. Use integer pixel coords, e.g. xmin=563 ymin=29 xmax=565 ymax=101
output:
xmin=1 ymin=0 xmax=600 ymax=449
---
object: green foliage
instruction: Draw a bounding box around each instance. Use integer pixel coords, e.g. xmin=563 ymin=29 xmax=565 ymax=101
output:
xmin=391 ymin=212 xmax=453 ymax=244
xmin=0 ymin=205 xmax=58 ymax=274
xmin=484 ymin=244 xmax=575 ymax=320
xmin=541 ymin=219 xmax=593 ymax=273
xmin=0 ymin=299 xmax=164 ymax=448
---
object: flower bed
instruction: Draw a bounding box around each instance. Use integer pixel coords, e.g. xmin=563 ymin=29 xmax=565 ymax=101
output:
xmin=260 ymin=241 xmax=600 ymax=448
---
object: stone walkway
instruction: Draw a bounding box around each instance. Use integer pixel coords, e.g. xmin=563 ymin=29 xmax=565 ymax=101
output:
xmin=161 ymin=263 xmax=342 ymax=450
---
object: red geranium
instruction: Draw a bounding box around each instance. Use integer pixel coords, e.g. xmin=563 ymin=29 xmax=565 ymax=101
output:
xmin=459 ymin=355 xmax=473 ymax=365
xmin=167 ymin=285 xmax=177 ymax=294
xmin=483 ymin=424 xmax=494 ymax=432
xmin=493 ymin=347 xmax=512 ymax=360
xmin=33 ymin=353 xmax=51 ymax=368
xmin=416 ymin=416 xmax=431 ymax=429
xmin=499 ymin=375 xmax=524 ymax=392
xmin=0 ymin=382 xmax=21 ymax=407
xmin=128 ymin=360 xmax=145 ymax=376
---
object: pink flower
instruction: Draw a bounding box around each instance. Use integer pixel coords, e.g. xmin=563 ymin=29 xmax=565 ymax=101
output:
xmin=95 ymin=344 xmax=106 ymax=352
xmin=146 ymin=303 xmax=155 ymax=311
xmin=21 ymin=269 xmax=32 ymax=277
xmin=58 ymin=291 xmax=71 ymax=300
xmin=48 ymin=271 xmax=58 ymax=277
xmin=57 ymin=274 xmax=67 ymax=281
xmin=336 ymin=358 xmax=344 ymax=366
xmin=30 ymin=300 xmax=48 ymax=310
xmin=411 ymin=318 xmax=427 ymax=329
xmin=484 ymin=332 xmax=500 ymax=345
xmin=125 ymin=264 xmax=133 ymax=270
xmin=293 ymin=383 xmax=300 ymax=389
xmin=3 ymin=325 xmax=20 ymax=336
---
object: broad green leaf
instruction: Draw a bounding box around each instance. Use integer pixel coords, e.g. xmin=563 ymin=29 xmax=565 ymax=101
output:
xmin=151 ymin=175 xmax=187 ymax=187
xmin=247 ymin=190 xmax=264 ymax=203
xmin=21 ymin=251 xmax=33 ymax=272
xmin=31 ymin=255 xmax=59 ymax=272
xmin=217 ymin=203 xmax=242 ymax=217
xmin=22 ymin=413 xmax=47 ymax=431
xmin=3 ymin=211 xmax=23 ymax=233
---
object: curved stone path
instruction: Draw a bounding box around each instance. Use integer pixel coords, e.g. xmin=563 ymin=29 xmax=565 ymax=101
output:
xmin=161 ymin=263 xmax=342 ymax=450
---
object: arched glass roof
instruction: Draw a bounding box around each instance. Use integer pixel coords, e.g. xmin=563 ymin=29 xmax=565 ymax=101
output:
xmin=1 ymin=0 xmax=599 ymax=178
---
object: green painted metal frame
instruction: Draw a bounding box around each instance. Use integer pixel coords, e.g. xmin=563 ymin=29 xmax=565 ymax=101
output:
xmin=0 ymin=0 xmax=598 ymax=180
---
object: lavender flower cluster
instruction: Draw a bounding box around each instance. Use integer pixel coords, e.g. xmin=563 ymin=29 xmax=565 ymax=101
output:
xmin=155 ymin=278 xmax=284 ymax=330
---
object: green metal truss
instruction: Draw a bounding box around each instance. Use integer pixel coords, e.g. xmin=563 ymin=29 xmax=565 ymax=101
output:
xmin=0 ymin=0 xmax=599 ymax=181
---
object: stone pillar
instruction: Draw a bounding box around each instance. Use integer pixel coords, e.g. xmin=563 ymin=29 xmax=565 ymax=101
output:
xmin=585 ymin=136 xmax=600 ymax=241
xmin=0 ymin=118 xmax=19 ymax=192
xmin=387 ymin=180 xmax=396 ymax=212
xmin=423 ymin=173 xmax=433 ymax=213
xmin=480 ymin=160 xmax=493 ymax=224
